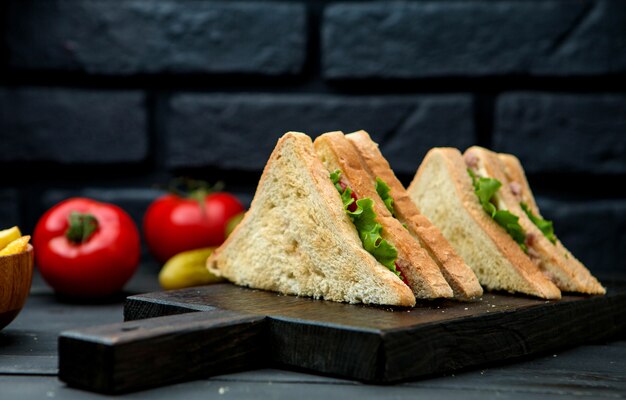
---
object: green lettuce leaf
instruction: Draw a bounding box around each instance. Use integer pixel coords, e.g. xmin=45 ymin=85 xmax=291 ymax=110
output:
xmin=521 ymin=202 xmax=557 ymax=244
xmin=468 ymin=169 xmax=527 ymax=252
xmin=493 ymin=210 xmax=527 ymax=252
xmin=348 ymin=198 xmax=399 ymax=272
xmin=330 ymin=170 xmax=355 ymax=210
xmin=340 ymin=187 xmax=355 ymax=210
xmin=330 ymin=169 xmax=342 ymax=191
xmin=468 ymin=168 xmax=500 ymax=216
xmin=375 ymin=177 xmax=395 ymax=216
xmin=330 ymin=171 xmax=400 ymax=277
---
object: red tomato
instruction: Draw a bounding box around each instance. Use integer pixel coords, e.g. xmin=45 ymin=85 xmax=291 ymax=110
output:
xmin=33 ymin=198 xmax=140 ymax=297
xmin=143 ymin=192 xmax=244 ymax=263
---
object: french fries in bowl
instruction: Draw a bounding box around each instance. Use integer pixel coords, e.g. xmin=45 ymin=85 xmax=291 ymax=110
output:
xmin=0 ymin=227 xmax=34 ymax=330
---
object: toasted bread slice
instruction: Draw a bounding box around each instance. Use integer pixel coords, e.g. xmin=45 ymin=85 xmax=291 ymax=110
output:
xmin=314 ymin=131 xmax=453 ymax=300
xmin=345 ymin=130 xmax=483 ymax=300
xmin=407 ymin=147 xmax=561 ymax=299
xmin=207 ymin=132 xmax=415 ymax=307
xmin=496 ymin=152 xmax=605 ymax=294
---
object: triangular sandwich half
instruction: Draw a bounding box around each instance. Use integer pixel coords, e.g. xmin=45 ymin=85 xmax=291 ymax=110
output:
xmin=345 ymin=130 xmax=483 ymax=300
xmin=207 ymin=132 xmax=416 ymax=306
xmin=494 ymin=151 xmax=605 ymax=294
xmin=314 ymin=131 xmax=453 ymax=300
xmin=407 ymin=147 xmax=561 ymax=299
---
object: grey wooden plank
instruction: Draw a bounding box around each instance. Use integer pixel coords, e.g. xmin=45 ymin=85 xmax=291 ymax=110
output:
xmin=0 ymin=291 xmax=125 ymax=374
xmin=211 ymin=368 xmax=355 ymax=384
xmin=0 ymin=265 xmax=158 ymax=376
xmin=0 ymin=355 xmax=57 ymax=375
xmin=0 ymin=294 xmax=123 ymax=356
xmin=0 ymin=375 xmax=618 ymax=400
xmin=0 ymin=329 xmax=57 ymax=357
xmin=203 ymin=342 xmax=626 ymax=398
xmin=7 ymin=294 xmax=123 ymax=333
xmin=404 ymin=343 xmax=626 ymax=397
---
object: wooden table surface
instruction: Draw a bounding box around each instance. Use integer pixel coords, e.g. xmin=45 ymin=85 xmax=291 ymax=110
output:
xmin=1 ymin=265 xmax=625 ymax=400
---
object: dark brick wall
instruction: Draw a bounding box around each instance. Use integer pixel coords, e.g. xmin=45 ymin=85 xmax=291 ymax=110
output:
xmin=6 ymin=1 xmax=306 ymax=75
xmin=494 ymin=93 xmax=626 ymax=174
xmin=323 ymin=1 xmax=626 ymax=77
xmin=0 ymin=88 xmax=147 ymax=163
xmin=1 ymin=0 xmax=625 ymax=272
xmin=165 ymin=94 xmax=475 ymax=173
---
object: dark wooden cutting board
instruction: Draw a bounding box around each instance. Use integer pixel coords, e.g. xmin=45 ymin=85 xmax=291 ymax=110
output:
xmin=58 ymin=281 xmax=626 ymax=394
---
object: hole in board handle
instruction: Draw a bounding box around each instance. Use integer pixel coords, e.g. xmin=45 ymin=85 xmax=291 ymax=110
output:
xmin=121 ymin=326 xmax=140 ymax=332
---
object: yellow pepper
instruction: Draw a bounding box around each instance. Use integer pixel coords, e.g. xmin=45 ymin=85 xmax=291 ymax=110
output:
xmin=159 ymin=247 xmax=223 ymax=290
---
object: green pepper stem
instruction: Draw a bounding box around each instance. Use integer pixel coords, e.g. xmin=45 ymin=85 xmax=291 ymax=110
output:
xmin=165 ymin=177 xmax=224 ymax=198
xmin=65 ymin=212 xmax=99 ymax=244
xmin=166 ymin=178 xmax=225 ymax=213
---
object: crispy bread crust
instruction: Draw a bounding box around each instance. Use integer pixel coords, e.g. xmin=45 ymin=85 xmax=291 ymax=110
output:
xmin=345 ymin=130 xmax=482 ymax=299
xmin=410 ymin=147 xmax=561 ymax=299
xmin=496 ymin=152 xmax=605 ymax=294
xmin=314 ymin=131 xmax=453 ymax=299
xmin=207 ymin=132 xmax=416 ymax=306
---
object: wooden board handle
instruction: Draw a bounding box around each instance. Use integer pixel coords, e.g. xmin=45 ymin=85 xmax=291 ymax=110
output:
xmin=58 ymin=309 xmax=267 ymax=394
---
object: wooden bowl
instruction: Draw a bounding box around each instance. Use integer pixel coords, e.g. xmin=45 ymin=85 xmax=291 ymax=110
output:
xmin=0 ymin=244 xmax=34 ymax=330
